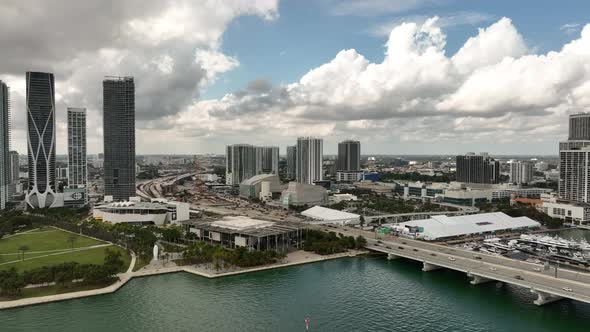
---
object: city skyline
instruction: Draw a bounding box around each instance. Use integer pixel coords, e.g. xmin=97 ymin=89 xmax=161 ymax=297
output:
xmin=2 ymin=1 xmax=590 ymax=156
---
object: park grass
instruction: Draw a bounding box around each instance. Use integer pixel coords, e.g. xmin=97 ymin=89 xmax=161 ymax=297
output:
xmin=0 ymin=228 xmax=104 ymax=253
xmin=0 ymin=245 xmax=131 ymax=273
xmin=0 ymin=281 xmax=117 ymax=301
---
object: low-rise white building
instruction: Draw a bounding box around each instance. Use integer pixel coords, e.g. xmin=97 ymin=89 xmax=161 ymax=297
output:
xmin=301 ymin=206 xmax=360 ymax=225
xmin=93 ymin=199 xmax=190 ymax=226
xmin=281 ymin=182 xmax=328 ymax=207
xmin=388 ymin=212 xmax=541 ymax=241
xmin=330 ymin=193 xmax=358 ymax=204
xmin=540 ymin=193 xmax=590 ymax=225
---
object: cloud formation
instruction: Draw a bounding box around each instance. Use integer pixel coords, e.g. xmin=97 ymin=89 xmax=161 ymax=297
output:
xmin=0 ymin=0 xmax=278 ymax=154
xmin=174 ymin=17 xmax=590 ymax=154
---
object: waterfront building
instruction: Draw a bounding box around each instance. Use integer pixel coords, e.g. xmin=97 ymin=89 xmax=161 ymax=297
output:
xmin=387 ymin=212 xmax=540 ymax=241
xmin=296 ymin=137 xmax=323 ymax=184
xmin=286 ymin=145 xmax=297 ymax=180
xmin=558 ymin=113 xmax=590 ymax=204
xmin=103 ymin=76 xmax=135 ymax=201
xmin=226 ymin=144 xmax=257 ymax=185
xmin=186 ymin=216 xmax=301 ymax=251
xmin=93 ymin=199 xmax=189 ymax=226
xmin=540 ymin=193 xmax=590 ymax=225
xmin=455 ymin=153 xmax=500 ymax=184
xmin=255 ymin=146 xmax=279 ymax=175
xmin=25 ymin=72 xmax=59 ymax=209
xmin=509 ymin=161 xmax=533 ymax=184
xmin=239 ymin=173 xmax=282 ymax=201
xmin=0 ymin=81 xmax=9 ymax=209
xmin=280 ymin=182 xmax=328 ymax=207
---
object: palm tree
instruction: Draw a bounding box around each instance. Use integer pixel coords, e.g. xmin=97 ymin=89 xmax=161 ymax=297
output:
xmin=19 ymin=245 xmax=29 ymax=261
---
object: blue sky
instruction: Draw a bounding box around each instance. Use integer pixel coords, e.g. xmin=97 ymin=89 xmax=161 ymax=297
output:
xmin=203 ymin=0 xmax=590 ymax=100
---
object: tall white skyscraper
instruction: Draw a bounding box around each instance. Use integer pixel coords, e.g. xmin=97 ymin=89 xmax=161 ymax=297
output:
xmin=0 ymin=80 xmax=10 ymax=210
xmin=296 ymin=137 xmax=323 ymax=184
xmin=66 ymin=108 xmax=88 ymax=207
xmin=559 ymin=113 xmax=590 ymax=203
xmin=509 ymin=161 xmax=533 ymax=185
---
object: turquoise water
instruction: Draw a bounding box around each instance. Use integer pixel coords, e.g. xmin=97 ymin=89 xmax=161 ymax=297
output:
xmin=1 ymin=257 xmax=590 ymax=332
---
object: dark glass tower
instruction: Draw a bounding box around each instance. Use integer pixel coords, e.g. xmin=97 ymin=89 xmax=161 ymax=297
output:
xmin=337 ymin=140 xmax=361 ymax=171
xmin=0 ymin=81 xmax=10 ymax=210
xmin=103 ymin=77 xmax=135 ymax=201
xmin=25 ymin=72 xmax=58 ymax=208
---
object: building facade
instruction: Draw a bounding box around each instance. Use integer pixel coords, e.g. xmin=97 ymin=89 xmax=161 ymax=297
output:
xmin=226 ymin=144 xmax=256 ymax=185
xmin=103 ymin=77 xmax=135 ymax=201
xmin=0 ymin=81 xmax=9 ymax=209
xmin=509 ymin=161 xmax=533 ymax=184
xmin=455 ymin=153 xmax=500 ymax=184
xmin=337 ymin=140 xmax=360 ymax=171
xmin=296 ymin=137 xmax=323 ymax=184
xmin=255 ymin=146 xmax=279 ymax=175
xmin=559 ymin=113 xmax=590 ymax=203
xmin=9 ymin=151 xmax=19 ymax=195
xmin=25 ymin=72 xmax=59 ymax=209
xmin=286 ymin=145 xmax=296 ymax=180
xmin=67 ymin=108 xmax=87 ymax=206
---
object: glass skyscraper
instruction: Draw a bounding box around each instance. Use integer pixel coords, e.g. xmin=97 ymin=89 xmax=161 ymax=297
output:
xmin=103 ymin=77 xmax=136 ymax=201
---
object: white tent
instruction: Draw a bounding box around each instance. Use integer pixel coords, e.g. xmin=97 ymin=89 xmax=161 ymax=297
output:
xmin=301 ymin=206 xmax=361 ymax=225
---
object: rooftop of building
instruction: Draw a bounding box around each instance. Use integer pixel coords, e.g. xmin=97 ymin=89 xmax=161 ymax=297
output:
xmin=301 ymin=206 xmax=360 ymax=221
xmin=241 ymin=173 xmax=280 ymax=185
xmin=189 ymin=216 xmax=300 ymax=237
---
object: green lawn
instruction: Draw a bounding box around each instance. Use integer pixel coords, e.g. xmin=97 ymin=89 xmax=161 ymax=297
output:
xmin=0 ymin=245 xmax=131 ymax=273
xmin=0 ymin=281 xmax=116 ymax=301
xmin=0 ymin=228 xmax=104 ymax=253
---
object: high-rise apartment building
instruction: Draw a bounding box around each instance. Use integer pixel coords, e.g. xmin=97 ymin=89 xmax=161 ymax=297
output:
xmin=336 ymin=140 xmax=362 ymax=182
xmin=286 ymin=145 xmax=297 ymax=180
xmin=226 ymin=144 xmax=257 ymax=185
xmin=103 ymin=77 xmax=135 ymax=201
xmin=509 ymin=161 xmax=533 ymax=184
xmin=10 ymin=151 xmax=19 ymax=184
xmin=66 ymin=108 xmax=87 ymax=207
xmin=25 ymin=72 xmax=58 ymax=209
xmin=67 ymin=108 xmax=87 ymax=188
xmin=296 ymin=137 xmax=323 ymax=184
xmin=559 ymin=113 xmax=590 ymax=203
xmin=455 ymin=153 xmax=500 ymax=184
xmin=255 ymin=146 xmax=279 ymax=175
xmin=0 ymin=81 xmax=10 ymax=209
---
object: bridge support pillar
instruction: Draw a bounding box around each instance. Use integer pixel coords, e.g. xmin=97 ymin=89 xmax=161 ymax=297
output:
xmin=387 ymin=253 xmax=399 ymax=260
xmin=467 ymin=273 xmax=494 ymax=285
xmin=422 ymin=262 xmax=441 ymax=272
xmin=530 ymin=289 xmax=564 ymax=306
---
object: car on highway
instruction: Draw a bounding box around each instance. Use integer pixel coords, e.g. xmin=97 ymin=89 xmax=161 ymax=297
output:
xmin=563 ymin=287 xmax=573 ymax=292
xmin=413 ymin=249 xmax=418 ymax=252
xmin=398 ymin=246 xmax=405 ymax=250
xmin=474 ymin=255 xmax=482 ymax=260
xmin=533 ymin=267 xmax=541 ymax=272
xmin=489 ymin=267 xmax=497 ymax=271
xmin=430 ymin=253 xmax=437 ymax=257
xmin=448 ymin=257 xmax=456 ymax=261
xmin=514 ymin=275 xmax=524 ymax=280
xmin=386 ymin=246 xmax=392 ymax=249
xmin=377 ymin=240 xmax=383 ymax=244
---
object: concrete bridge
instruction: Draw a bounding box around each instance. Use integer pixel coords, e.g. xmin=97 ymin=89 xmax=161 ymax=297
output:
xmin=365 ymin=238 xmax=590 ymax=305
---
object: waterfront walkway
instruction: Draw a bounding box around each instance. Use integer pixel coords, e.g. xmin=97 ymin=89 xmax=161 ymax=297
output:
xmin=0 ymin=250 xmax=360 ymax=310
